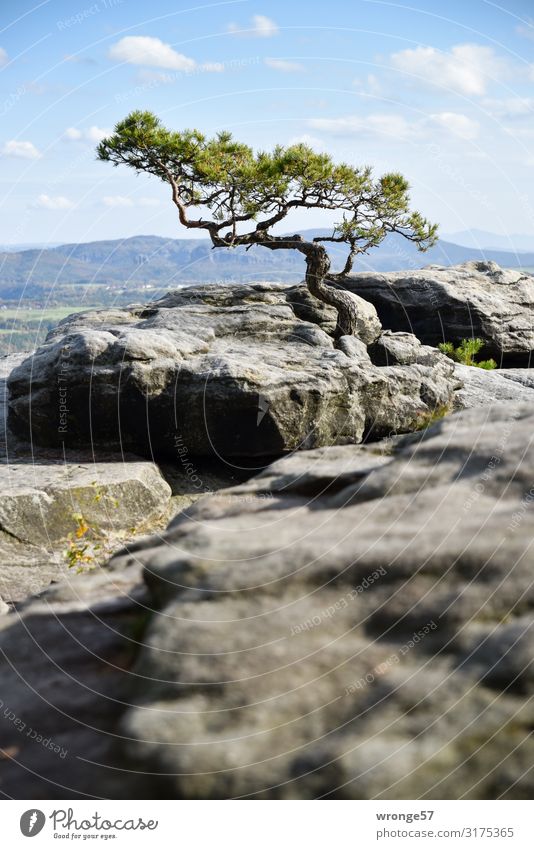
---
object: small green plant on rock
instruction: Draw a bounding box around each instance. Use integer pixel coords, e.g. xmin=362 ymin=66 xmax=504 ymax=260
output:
xmin=438 ymin=338 xmax=496 ymax=369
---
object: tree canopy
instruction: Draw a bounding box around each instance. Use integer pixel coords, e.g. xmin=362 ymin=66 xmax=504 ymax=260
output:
xmin=97 ymin=110 xmax=438 ymax=336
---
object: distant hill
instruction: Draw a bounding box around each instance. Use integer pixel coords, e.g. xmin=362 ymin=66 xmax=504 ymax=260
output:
xmin=1 ymin=231 xmax=533 ymax=297
xmin=443 ymin=229 xmax=534 ymax=253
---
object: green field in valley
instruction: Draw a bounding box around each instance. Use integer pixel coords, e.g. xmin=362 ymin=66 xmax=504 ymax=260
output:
xmin=0 ymin=306 xmax=87 ymax=355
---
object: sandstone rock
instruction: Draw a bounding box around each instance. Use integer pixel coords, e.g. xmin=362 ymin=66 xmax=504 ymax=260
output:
xmin=0 ymin=353 xmax=28 ymax=458
xmin=0 ymin=457 xmax=172 ymax=602
xmin=0 ymin=562 xmax=149 ymax=798
xmin=228 ymin=441 xmax=395 ymax=498
xmin=498 ymin=368 xmax=534 ymax=390
xmin=99 ymin=402 xmax=534 ymax=799
xmin=342 ymin=261 xmax=534 ymax=365
xmin=336 ymin=334 xmax=371 ymax=361
xmin=368 ymin=330 xmax=443 ymax=367
xmin=8 ymin=283 xmax=457 ymax=458
xmin=453 ymin=364 xmax=534 ymax=410
xmin=2 ymin=403 xmax=534 ymax=798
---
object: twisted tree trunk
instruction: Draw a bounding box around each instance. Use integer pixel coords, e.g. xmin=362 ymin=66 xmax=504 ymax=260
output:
xmin=304 ymin=243 xmax=362 ymax=338
xmin=210 ymin=230 xmax=363 ymax=340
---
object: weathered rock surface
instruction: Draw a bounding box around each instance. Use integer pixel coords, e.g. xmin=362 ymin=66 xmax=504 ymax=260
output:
xmin=499 ymin=368 xmax=534 ymax=390
xmin=91 ymin=402 xmax=534 ymax=799
xmin=453 ymin=364 xmax=534 ymax=410
xmin=2 ymin=354 xmax=173 ymax=604
xmin=342 ymin=261 xmax=534 ymax=365
xmin=0 ymin=562 xmax=149 ymax=797
xmin=368 ymin=330 xmax=443 ymax=367
xmin=7 ymin=283 xmax=457 ymax=458
xmin=1 ymin=403 xmax=534 ymax=798
xmin=0 ymin=353 xmax=28 ymax=458
xmin=0 ymin=457 xmax=172 ymax=603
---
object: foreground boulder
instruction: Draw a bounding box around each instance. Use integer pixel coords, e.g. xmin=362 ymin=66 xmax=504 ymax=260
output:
xmin=8 ymin=283 xmax=456 ymax=458
xmin=0 ymin=562 xmax=148 ymax=798
xmin=343 ymin=261 xmax=534 ymax=365
xmin=0 ymin=457 xmax=171 ymax=603
xmin=96 ymin=401 xmax=534 ymax=799
xmin=1 ymin=402 xmax=533 ymax=798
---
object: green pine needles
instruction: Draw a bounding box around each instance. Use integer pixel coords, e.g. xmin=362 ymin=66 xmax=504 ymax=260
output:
xmin=438 ymin=338 xmax=497 ymax=369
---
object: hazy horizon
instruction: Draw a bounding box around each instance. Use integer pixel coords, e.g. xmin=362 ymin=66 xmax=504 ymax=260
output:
xmin=3 ymin=227 xmax=534 ymax=252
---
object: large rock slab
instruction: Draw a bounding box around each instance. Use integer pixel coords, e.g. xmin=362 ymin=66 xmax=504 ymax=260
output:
xmin=342 ymin=261 xmax=534 ymax=365
xmin=7 ymin=283 xmax=456 ymax=458
xmin=0 ymin=457 xmax=172 ymax=603
xmin=103 ymin=403 xmax=534 ymax=799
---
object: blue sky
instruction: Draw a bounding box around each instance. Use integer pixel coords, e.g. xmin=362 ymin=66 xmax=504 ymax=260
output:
xmin=1 ymin=0 xmax=533 ymax=244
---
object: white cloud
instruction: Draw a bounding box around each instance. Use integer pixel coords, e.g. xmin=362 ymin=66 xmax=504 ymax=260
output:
xmin=430 ymin=111 xmax=479 ymax=140
xmin=502 ymin=124 xmax=534 ymax=140
xmin=109 ymin=36 xmax=197 ymax=71
xmin=482 ymin=97 xmax=534 ymax=118
xmin=390 ymin=43 xmax=506 ymax=96
xmin=308 ymin=110 xmax=479 ymax=143
xmin=86 ymin=125 xmax=109 ymax=142
xmin=308 ymin=113 xmax=416 ymax=140
xmin=353 ymin=73 xmax=382 ymax=96
xmin=0 ymin=48 xmax=8 ymax=66
xmin=228 ymin=14 xmax=278 ymax=37
xmin=1 ymin=140 xmax=41 ymax=159
xmin=35 ymin=194 xmax=74 ymax=210
xmin=265 ymin=58 xmax=304 ymax=72
xmin=102 ymin=196 xmax=159 ymax=208
xmin=102 ymin=196 xmax=134 ymax=208
xmin=65 ymin=127 xmax=83 ymax=140
xmin=65 ymin=125 xmax=110 ymax=142
xmin=287 ymin=133 xmax=327 ymax=151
